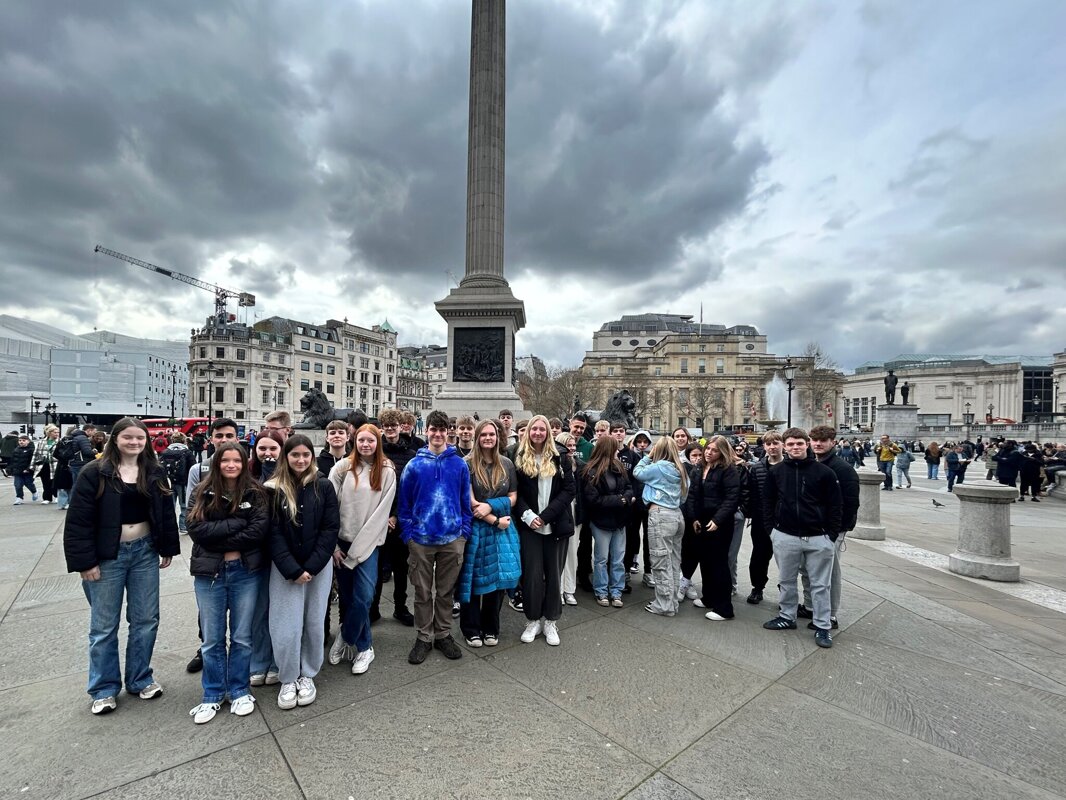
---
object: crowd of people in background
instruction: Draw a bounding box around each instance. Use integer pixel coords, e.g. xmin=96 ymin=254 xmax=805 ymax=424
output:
xmin=0 ymin=407 xmax=1057 ymax=721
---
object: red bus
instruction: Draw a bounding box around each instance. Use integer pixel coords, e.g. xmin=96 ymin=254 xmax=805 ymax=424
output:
xmin=142 ymin=417 xmax=211 ymax=438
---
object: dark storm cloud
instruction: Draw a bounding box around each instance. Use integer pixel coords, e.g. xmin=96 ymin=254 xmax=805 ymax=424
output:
xmin=228 ymin=258 xmax=298 ymax=298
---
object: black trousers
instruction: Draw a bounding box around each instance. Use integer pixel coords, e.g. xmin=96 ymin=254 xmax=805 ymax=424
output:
xmin=520 ymin=530 xmax=566 ymax=622
xmin=373 ymin=526 xmax=410 ymax=612
xmin=680 ymin=516 xmax=699 ymax=579
xmin=624 ymin=506 xmax=649 ymax=573
xmin=38 ymin=463 xmax=54 ymax=502
xmin=1019 ymin=472 xmax=1041 ymax=498
xmin=576 ymin=522 xmax=593 ymax=587
xmin=697 ymin=523 xmax=735 ymax=618
xmin=747 ymin=519 xmax=774 ymax=593
xmin=459 ymin=590 xmax=505 ymax=639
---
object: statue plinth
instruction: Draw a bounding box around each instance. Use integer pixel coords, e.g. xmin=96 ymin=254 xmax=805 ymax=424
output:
xmin=874 ymin=404 xmax=919 ymax=441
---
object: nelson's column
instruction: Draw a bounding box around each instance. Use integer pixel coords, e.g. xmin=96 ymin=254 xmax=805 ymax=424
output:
xmin=433 ymin=0 xmax=528 ymax=420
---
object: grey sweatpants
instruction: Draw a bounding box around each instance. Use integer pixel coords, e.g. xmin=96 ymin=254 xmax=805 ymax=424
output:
xmin=647 ymin=505 xmax=685 ymax=614
xmin=268 ymin=562 xmax=333 ymax=684
xmin=728 ymin=511 xmax=745 ymax=592
xmin=771 ymin=530 xmax=834 ymax=631
xmin=801 ymin=537 xmax=843 ymax=616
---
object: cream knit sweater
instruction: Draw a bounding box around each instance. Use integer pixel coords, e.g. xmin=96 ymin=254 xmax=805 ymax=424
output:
xmin=328 ymin=458 xmax=397 ymax=569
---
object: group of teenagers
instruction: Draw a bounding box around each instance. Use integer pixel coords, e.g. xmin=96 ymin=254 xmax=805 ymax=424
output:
xmin=62 ymin=405 xmax=858 ymax=722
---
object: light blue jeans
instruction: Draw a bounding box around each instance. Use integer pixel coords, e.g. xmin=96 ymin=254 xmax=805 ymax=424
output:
xmin=339 ymin=549 xmax=378 ymax=652
xmin=591 ymin=524 xmax=626 ymax=599
xmin=194 ymin=559 xmax=260 ymax=704
xmin=82 ymin=536 xmax=160 ymax=700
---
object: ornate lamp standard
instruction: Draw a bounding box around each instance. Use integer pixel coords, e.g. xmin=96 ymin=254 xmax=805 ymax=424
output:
xmin=169 ymin=366 xmax=178 ymax=421
xmin=783 ymin=356 xmax=797 ymax=428
xmin=963 ymin=402 xmax=974 ymax=442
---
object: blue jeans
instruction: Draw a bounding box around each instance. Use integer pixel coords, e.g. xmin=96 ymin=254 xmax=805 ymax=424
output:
xmin=173 ymin=483 xmax=187 ymax=533
xmin=57 ymin=488 xmax=70 ymax=509
xmin=82 ymin=536 xmax=160 ymax=700
xmin=249 ymin=567 xmax=276 ymax=675
xmin=194 ymin=560 xmax=260 ymax=704
xmin=877 ymin=461 xmax=893 ymax=489
xmin=13 ymin=474 xmax=37 ymax=498
xmin=591 ymin=524 xmax=626 ymax=599
xmin=927 ymin=463 xmax=939 ymax=479
xmin=338 ymin=549 xmax=378 ymax=652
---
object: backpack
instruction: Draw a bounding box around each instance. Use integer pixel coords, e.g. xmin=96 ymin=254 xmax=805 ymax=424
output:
xmin=160 ymin=449 xmax=189 ymax=487
xmin=54 ymin=436 xmax=76 ymax=463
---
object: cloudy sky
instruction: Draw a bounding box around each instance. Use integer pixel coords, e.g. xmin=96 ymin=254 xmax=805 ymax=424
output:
xmin=2 ymin=0 xmax=1064 ymax=372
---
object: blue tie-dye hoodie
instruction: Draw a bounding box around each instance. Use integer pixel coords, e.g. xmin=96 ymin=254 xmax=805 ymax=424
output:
xmin=397 ymin=445 xmax=473 ymax=546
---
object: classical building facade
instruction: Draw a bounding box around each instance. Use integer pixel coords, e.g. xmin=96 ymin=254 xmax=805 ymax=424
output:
xmin=580 ymin=314 xmax=839 ymax=433
xmin=843 ymin=354 xmax=1056 ymax=428
xmin=396 ymin=346 xmax=430 ymax=413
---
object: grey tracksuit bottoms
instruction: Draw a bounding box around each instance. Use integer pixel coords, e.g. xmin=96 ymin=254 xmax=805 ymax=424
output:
xmin=801 ymin=537 xmax=844 ymax=617
xmin=268 ymin=562 xmax=333 ymax=684
xmin=771 ymin=530 xmax=835 ymax=631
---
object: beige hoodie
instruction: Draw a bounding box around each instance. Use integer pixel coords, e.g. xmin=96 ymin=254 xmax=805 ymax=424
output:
xmin=328 ymin=457 xmax=397 ymax=569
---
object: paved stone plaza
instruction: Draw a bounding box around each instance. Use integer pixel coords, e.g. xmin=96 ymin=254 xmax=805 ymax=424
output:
xmin=1 ymin=471 xmax=1064 ymax=799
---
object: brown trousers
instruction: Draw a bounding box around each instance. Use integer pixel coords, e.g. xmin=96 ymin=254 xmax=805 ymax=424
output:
xmin=408 ymin=538 xmax=466 ymax=642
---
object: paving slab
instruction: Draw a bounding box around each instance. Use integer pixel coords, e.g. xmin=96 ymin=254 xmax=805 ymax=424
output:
xmin=489 ymin=615 xmax=769 ymax=765
xmin=621 ymin=773 xmax=702 ymax=800
xmin=665 ymin=684 xmax=1061 ymax=800
xmin=273 ymin=658 xmax=649 ymax=799
xmin=780 ymin=637 xmax=1066 ymax=795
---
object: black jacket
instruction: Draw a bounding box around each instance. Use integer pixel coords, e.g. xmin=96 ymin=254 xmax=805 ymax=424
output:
xmin=763 ymin=454 xmax=843 ymax=540
xmin=514 ymin=446 xmax=576 ymax=540
xmin=617 ymin=447 xmax=646 ymax=509
xmin=818 ymin=452 xmax=860 ymax=533
xmin=580 ymin=464 xmax=633 ymax=530
xmin=8 ymin=443 xmax=34 ymax=475
xmin=686 ymin=464 xmax=741 ymax=531
xmin=63 ymin=460 xmax=181 ymax=572
xmin=383 ymin=437 xmax=418 ymax=517
xmin=69 ymin=429 xmax=96 ymax=463
xmin=316 ymin=449 xmax=346 ymax=480
xmin=270 ymin=476 xmax=340 ymax=579
xmin=746 ymin=457 xmax=776 ymax=528
xmin=187 ymin=487 xmax=270 ymax=576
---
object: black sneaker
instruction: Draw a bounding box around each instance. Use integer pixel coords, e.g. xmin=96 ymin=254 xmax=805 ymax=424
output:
xmin=186 ymin=649 xmax=203 ymax=673
xmin=746 ymin=589 xmax=763 ymax=605
xmin=452 ymin=601 xmax=461 ymax=618
xmin=814 ymin=628 xmax=833 ymax=648
xmin=807 ymin=618 xmax=839 ymax=630
xmin=762 ymin=616 xmax=797 ymax=630
xmin=796 ymin=604 xmax=814 ymax=619
xmin=408 ymin=639 xmax=433 ymax=664
xmin=433 ymin=635 xmax=463 ymax=660
xmin=393 ymin=607 xmax=415 ymax=626
xmin=508 ymin=594 xmax=524 ymax=612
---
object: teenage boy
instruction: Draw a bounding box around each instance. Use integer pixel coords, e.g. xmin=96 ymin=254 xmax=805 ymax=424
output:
xmin=745 ymin=431 xmax=784 ymax=604
xmin=375 ymin=409 xmax=417 ymax=626
xmin=400 ymin=412 xmax=425 ymax=449
xmin=569 ymin=414 xmax=592 ymax=461
xmin=455 ymin=415 xmax=475 ymax=457
xmin=618 ymin=430 xmax=651 ymax=588
xmin=761 ymin=427 xmax=842 ymax=648
xmin=10 ymin=434 xmax=39 ymax=505
xmin=317 ymin=420 xmax=350 ymax=476
xmin=397 ymin=410 xmax=472 ymax=664
xmin=798 ymin=426 xmax=860 ymax=629
xmin=498 ymin=410 xmax=517 ymax=446
xmin=264 ymin=411 xmax=292 ymax=439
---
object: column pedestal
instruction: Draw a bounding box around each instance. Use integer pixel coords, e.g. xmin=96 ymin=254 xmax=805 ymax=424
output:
xmin=874 ymin=404 xmax=919 ymax=441
xmin=851 ymin=468 xmax=887 ymax=540
xmin=948 ymin=481 xmax=1021 ymax=581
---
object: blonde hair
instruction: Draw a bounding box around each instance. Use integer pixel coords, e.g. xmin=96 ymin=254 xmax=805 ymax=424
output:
xmin=648 ymin=436 xmax=688 ymax=499
xmin=467 ymin=419 xmax=508 ymax=496
xmin=514 ymin=415 xmax=557 ymax=479
xmin=266 ymin=434 xmax=320 ymax=524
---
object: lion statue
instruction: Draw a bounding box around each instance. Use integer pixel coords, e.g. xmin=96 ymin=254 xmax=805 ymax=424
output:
xmin=292 ymin=388 xmax=363 ymax=429
xmin=601 ymin=389 xmax=638 ymax=430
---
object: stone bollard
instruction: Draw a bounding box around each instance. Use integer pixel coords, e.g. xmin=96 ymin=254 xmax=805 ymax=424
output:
xmin=851 ymin=468 xmax=887 ymax=540
xmin=948 ymin=482 xmax=1021 ymax=581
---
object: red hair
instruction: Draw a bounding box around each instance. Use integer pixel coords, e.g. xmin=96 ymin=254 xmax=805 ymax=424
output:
xmin=349 ymin=423 xmax=387 ymax=492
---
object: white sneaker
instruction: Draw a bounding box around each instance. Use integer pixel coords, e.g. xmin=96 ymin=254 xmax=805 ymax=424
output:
xmin=685 ymin=584 xmax=700 ymax=600
xmin=693 ymin=598 xmax=707 ymax=608
xmin=705 ymin=611 xmax=728 ymax=621
xmin=543 ymin=619 xmax=560 ymax=646
xmin=40 ymin=499 xmax=51 ymax=505
xmin=296 ymin=676 xmax=316 ymax=706
xmin=352 ymin=648 xmax=375 ymax=675
xmin=277 ymin=682 xmax=298 ymax=710
xmin=249 ymin=672 xmax=266 ymax=686
xmin=677 ymin=577 xmax=691 ymax=601
xmin=264 ymin=670 xmax=280 ymax=685
xmin=230 ymin=694 xmax=256 ymax=716
xmin=12 ymin=498 xmax=22 ymax=506
xmin=562 ymin=592 xmax=578 ymax=606
xmin=641 ymin=573 xmax=656 ymax=588
xmin=189 ymin=702 xmax=221 ymax=724
xmin=138 ymin=681 xmax=163 ymax=700
xmin=328 ymin=634 xmax=353 ymax=665
xmin=520 ymin=619 xmax=542 ymax=643
xmin=91 ymin=696 xmax=116 ymax=715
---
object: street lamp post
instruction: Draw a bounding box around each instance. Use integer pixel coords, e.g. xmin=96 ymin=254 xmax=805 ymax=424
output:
xmin=963 ymin=402 xmax=974 ymax=442
xmin=1032 ymin=394 xmax=1041 ymax=423
xmin=987 ymin=403 xmax=994 ymax=424
xmin=169 ymin=366 xmax=178 ymax=421
xmin=783 ymin=356 xmax=797 ymax=428
xmin=144 ymin=395 xmax=150 ymax=416
xmin=32 ymin=400 xmax=41 ymax=435
xmin=179 ymin=391 xmax=186 ymax=418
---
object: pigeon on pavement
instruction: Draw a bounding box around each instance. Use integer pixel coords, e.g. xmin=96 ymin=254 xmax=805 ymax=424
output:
xmin=932 ymin=499 xmax=946 ymax=508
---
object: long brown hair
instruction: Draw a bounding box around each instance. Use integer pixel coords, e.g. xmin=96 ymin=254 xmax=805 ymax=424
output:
xmin=98 ymin=417 xmax=171 ymax=498
xmin=468 ymin=419 xmax=507 ymax=495
xmin=701 ymin=436 xmax=734 ymax=475
xmin=187 ymin=441 xmax=263 ymax=523
xmin=583 ymin=435 xmax=624 ymax=487
xmin=348 ymin=423 xmax=388 ymax=492
xmin=250 ymin=428 xmax=286 ymax=479
xmin=266 ymin=434 xmax=319 ymax=524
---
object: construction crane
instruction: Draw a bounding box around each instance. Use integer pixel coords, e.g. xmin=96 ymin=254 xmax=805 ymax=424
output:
xmin=94 ymin=245 xmax=255 ymax=326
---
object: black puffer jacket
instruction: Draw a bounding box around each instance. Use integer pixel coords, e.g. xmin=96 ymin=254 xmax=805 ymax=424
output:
xmin=686 ymin=464 xmax=741 ymax=531
xmin=69 ymin=429 xmax=96 ymax=463
xmin=8 ymin=443 xmax=34 ymax=475
xmin=762 ymin=454 xmax=843 ymax=540
xmin=581 ymin=464 xmax=633 ymax=530
xmin=187 ymin=486 xmax=270 ymax=576
xmin=746 ymin=457 xmax=774 ymax=527
xmin=270 ymin=476 xmax=340 ymax=579
xmin=63 ymin=460 xmax=181 ymax=572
